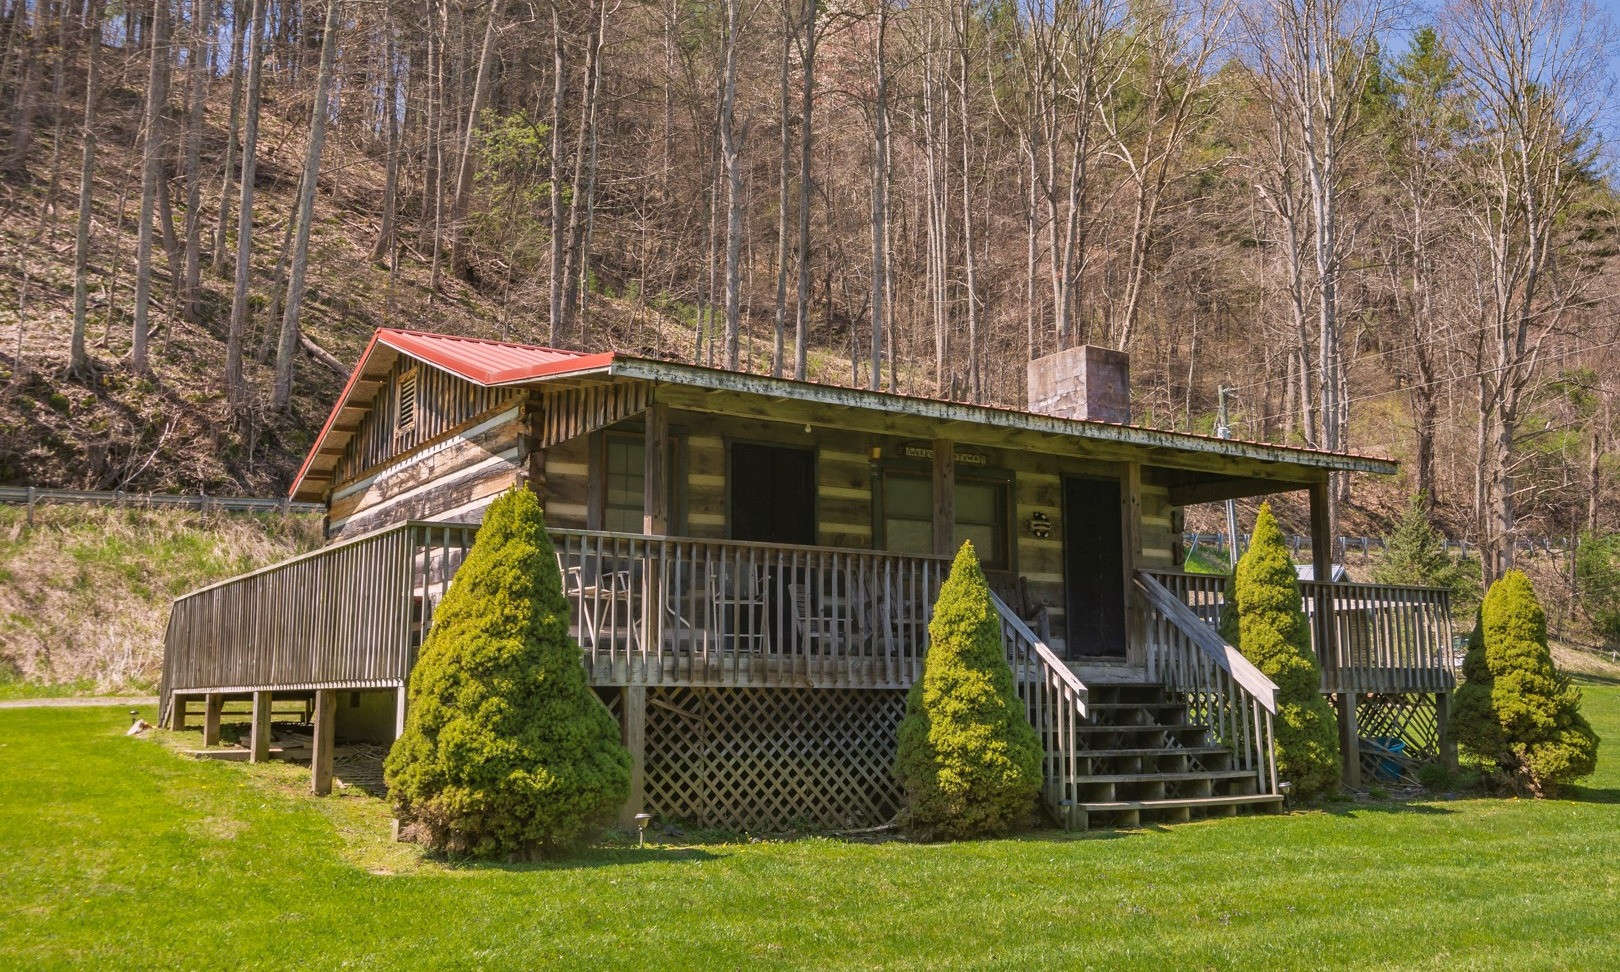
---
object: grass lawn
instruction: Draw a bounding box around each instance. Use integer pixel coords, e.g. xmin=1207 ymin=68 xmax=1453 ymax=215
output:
xmin=3 ymin=684 xmax=1617 ymax=969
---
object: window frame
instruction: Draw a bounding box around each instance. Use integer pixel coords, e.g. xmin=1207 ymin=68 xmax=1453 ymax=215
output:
xmin=872 ymin=457 xmax=1015 ymax=571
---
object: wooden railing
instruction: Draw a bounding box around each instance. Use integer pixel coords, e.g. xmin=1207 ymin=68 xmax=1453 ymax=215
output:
xmin=1300 ymin=580 xmax=1455 ymax=693
xmin=551 ymin=529 xmax=948 ymax=688
xmin=159 ymin=521 xmax=478 ymax=722
xmin=1135 ymin=571 xmax=1279 ymax=796
xmin=989 ymin=591 xmax=1089 ymax=828
xmin=1142 ymin=570 xmax=1456 ymax=694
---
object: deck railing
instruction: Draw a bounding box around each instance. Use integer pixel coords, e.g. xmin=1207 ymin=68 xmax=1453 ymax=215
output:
xmin=1141 ymin=570 xmax=1455 ymax=694
xmin=551 ymin=529 xmax=948 ymax=687
xmin=158 ymin=521 xmax=479 ymax=722
xmin=1135 ymin=571 xmax=1279 ymax=796
xmin=990 ymin=591 xmax=1089 ymax=827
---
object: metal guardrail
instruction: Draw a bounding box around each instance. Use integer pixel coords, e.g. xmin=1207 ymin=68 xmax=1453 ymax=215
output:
xmin=0 ymin=486 xmax=321 ymax=518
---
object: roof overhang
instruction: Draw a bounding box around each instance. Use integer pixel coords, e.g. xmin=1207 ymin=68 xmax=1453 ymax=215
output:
xmin=291 ymin=329 xmax=1396 ymax=502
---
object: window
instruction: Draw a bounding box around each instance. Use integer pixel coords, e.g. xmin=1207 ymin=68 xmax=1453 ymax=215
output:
xmin=954 ymin=478 xmax=1009 ymax=570
xmin=394 ymin=369 xmax=418 ymax=435
xmin=880 ymin=473 xmax=933 ymax=556
xmin=879 ymin=468 xmax=1010 ymax=569
xmin=603 ymin=434 xmax=645 ymax=533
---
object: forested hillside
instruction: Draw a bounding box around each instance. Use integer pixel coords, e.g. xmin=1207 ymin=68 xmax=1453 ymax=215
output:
xmin=0 ymin=0 xmax=1616 ymax=582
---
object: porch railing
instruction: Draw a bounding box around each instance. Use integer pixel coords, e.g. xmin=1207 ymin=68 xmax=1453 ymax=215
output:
xmin=1141 ymin=570 xmax=1456 ymax=694
xmin=159 ymin=520 xmax=478 ymax=723
xmin=990 ymin=591 xmax=1089 ymax=828
xmin=551 ymin=529 xmax=950 ymax=687
xmin=1135 ymin=571 xmax=1279 ymax=796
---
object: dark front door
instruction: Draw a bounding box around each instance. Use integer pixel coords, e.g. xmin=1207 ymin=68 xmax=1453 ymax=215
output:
xmin=729 ymin=443 xmax=816 ymax=544
xmin=1062 ymin=476 xmax=1126 ymax=659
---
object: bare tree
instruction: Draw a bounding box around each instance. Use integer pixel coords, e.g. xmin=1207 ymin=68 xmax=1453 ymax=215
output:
xmin=1445 ymin=0 xmax=1611 ymax=579
xmin=226 ymin=0 xmax=268 ymax=409
xmin=271 ymin=0 xmax=341 ymax=412
xmin=69 ymin=0 xmax=104 ymax=380
xmin=132 ymin=0 xmax=173 ymax=375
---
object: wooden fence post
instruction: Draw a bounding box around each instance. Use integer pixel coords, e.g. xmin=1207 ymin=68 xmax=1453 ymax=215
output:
xmin=311 ymin=689 xmax=337 ymax=795
xmin=250 ymin=691 xmax=272 ymax=763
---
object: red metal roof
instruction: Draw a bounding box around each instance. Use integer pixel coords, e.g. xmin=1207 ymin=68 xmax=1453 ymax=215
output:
xmin=378 ymin=328 xmax=617 ymax=385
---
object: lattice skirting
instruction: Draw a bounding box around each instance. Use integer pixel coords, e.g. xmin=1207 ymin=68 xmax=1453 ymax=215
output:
xmin=1335 ymin=692 xmax=1443 ymax=783
xmin=640 ymin=686 xmax=906 ymax=831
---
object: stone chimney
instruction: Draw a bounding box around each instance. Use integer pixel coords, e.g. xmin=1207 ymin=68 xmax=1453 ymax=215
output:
xmin=1026 ymin=345 xmax=1131 ymax=425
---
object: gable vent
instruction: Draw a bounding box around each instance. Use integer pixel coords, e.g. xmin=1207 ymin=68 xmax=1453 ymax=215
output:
xmin=395 ymin=369 xmax=418 ymax=434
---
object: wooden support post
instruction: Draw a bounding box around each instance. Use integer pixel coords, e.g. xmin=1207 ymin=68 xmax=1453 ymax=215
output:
xmin=394 ymin=685 xmax=409 ymax=740
xmin=170 ymin=696 xmax=189 ymax=731
xmin=1121 ymin=463 xmax=1145 ymax=666
xmin=1308 ymin=481 xmax=1337 ymax=680
xmin=619 ymin=685 xmax=647 ymax=827
xmin=1339 ymin=692 xmax=1361 ymax=789
xmin=250 ymin=690 xmax=272 ymax=763
xmin=311 ymin=689 xmax=337 ymax=796
xmin=643 ymin=406 xmax=668 ymax=667
xmin=931 ymin=438 xmax=955 ymax=557
xmin=643 ymin=404 xmax=669 ymax=536
xmin=586 ymin=430 xmax=606 ymax=530
xmin=202 ymin=693 xmax=223 ymax=747
xmin=1436 ymin=692 xmax=1458 ymax=773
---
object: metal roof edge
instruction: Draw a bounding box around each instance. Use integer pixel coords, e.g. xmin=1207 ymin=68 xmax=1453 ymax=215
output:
xmin=605 ymin=357 xmax=1398 ymax=476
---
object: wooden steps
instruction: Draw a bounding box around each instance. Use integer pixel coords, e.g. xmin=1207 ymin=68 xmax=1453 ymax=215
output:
xmin=1067 ymin=680 xmax=1278 ymax=830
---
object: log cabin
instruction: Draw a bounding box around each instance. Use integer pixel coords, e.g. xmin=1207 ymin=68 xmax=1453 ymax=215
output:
xmin=160 ymin=329 xmax=1457 ymax=830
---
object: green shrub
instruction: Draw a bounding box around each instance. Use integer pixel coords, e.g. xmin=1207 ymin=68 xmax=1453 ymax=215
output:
xmin=1453 ymin=570 xmax=1599 ymax=796
xmin=1217 ymin=503 xmax=1341 ymax=799
xmin=1574 ymin=532 xmax=1620 ymax=646
xmin=895 ymin=541 xmax=1043 ymax=838
xmin=383 ymin=489 xmax=630 ymax=858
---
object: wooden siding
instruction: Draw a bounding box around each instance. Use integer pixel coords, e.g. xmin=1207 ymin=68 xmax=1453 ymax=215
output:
xmin=328 ymin=404 xmax=526 ymax=539
xmin=334 ymin=354 xmax=522 ymax=484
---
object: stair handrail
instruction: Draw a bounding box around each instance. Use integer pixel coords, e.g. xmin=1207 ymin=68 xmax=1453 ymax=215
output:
xmin=989 ymin=591 xmax=1089 ymax=827
xmin=1134 ymin=572 xmax=1277 ymax=713
xmin=1134 ymin=570 xmax=1279 ymax=795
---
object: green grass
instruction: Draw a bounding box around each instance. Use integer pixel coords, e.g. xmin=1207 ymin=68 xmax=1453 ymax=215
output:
xmin=2 ymin=685 xmax=1617 ymax=968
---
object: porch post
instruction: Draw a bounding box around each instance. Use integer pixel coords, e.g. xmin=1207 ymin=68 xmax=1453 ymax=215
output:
xmin=1339 ymin=691 xmax=1362 ymax=789
xmin=311 ymin=689 xmax=337 ymax=796
xmin=249 ymin=690 xmax=272 ymax=763
xmin=170 ymin=696 xmax=189 ymax=731
xmin=202 ymin=693 xmax=223 ymax=746
xmin=644 ymin=404 xmax=670 ymax=535
xmin=1436 ymin=692 xmax=1458 ymax=773
xmin=619 ymin=685 xmax=647 ymax=827
xmin=1310 ymin=480 xmax=1358 ymax=787
xmin=394 ymin=685 xmax=409 ymax=740
xmin=643 ymin=404 xmax=669 ymax=674
xmin=931 ymin=438 xmax=954 ymax=556
xmin=1121 ymin=463 xmax=1145 ymax=666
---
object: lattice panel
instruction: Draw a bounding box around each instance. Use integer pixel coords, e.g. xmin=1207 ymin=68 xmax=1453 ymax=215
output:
xmin=643 ymin=686 xmax=906 ymax=831
xmin=595 ymin=687 xmax=623 ymax=723
xmin=1336 ymin=693 xmax=1442 ymax=783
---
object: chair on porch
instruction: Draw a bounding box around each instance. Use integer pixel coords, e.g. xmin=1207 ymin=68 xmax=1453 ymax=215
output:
xmin=711 ymin=564 xmax=772 ymax=654
xmin=789 ymin=581 xmax=847 ymax=655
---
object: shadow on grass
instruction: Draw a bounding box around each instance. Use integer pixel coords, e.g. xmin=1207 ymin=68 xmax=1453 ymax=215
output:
xmin=1561 ymin=784 xmax=1620 ymax=805
xmin=1571 ymin=672 xmax=1620 ymax=688
xmin=1319 ymin=798 xmax=1456 ymax=818
xmin=437 ymin=844 xmax=726 ymax=873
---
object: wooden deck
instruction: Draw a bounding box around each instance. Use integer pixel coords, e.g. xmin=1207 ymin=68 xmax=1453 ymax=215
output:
xmin=161 ymin=522 xmax=1453 ymax=709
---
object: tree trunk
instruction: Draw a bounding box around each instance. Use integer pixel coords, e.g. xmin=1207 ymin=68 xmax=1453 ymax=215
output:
xmin=868 ymin=0 xmax=887 ymax=391
xmin=211 ymin=0 xmax=247 ymax=270
xmin=69 ymin=0 xmax=102 ymax=379
xmin=180 ymin=0 xmax=214 ymax=319
xmin=131 ymin=0 xmax=171 ymax=375
xmin=225 ymin=0 xmax=267 ymax=409
xmin=719 ymin=0 xmax=743 ymax=369
xmin=447 ymin=0 xmax=499 ymax=279
xmin=271 ymin=0 xmax=340 ymax=412
xmin=792 ymin=0 xmax=816 ymax=380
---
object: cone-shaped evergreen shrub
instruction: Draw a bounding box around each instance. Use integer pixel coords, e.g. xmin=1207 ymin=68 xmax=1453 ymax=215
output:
xmin=895 ymin=541 xmax=1042 ymax=837
xmin=1217 ymin=503 xmax=1341 ymax=799
xmin=1453 ymin=570 xmax=1599 ymax=796
xmin=383 ymin=489 xmax=630 ymax=857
